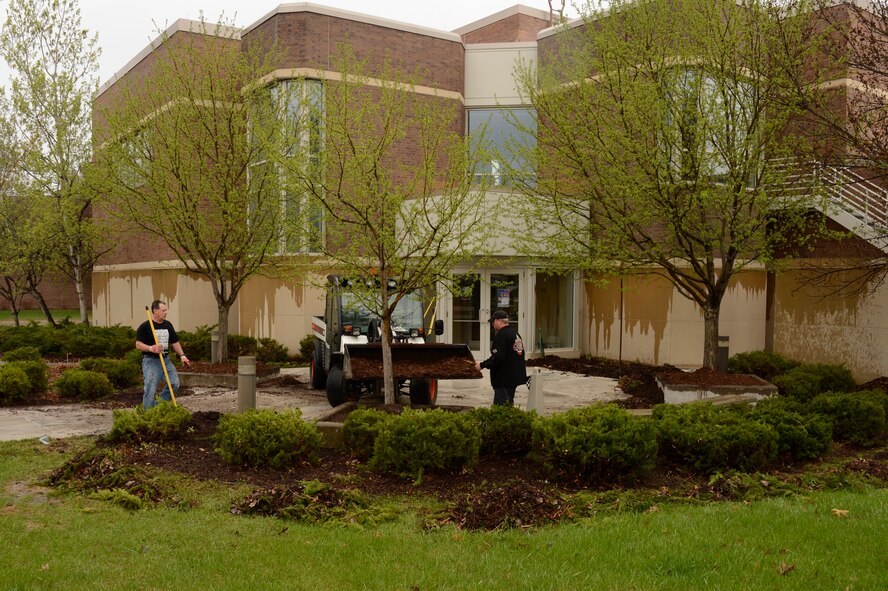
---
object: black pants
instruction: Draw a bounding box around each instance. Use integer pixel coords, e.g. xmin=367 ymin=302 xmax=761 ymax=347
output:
xmin=493 ymin=386 xmax=517 ymax=406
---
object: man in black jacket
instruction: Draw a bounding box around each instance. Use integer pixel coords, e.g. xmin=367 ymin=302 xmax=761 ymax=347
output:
xmin=475 ymin=309 xmax=527 ymax=406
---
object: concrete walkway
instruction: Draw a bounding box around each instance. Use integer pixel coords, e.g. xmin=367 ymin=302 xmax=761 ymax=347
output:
xmin=0 ymin=367 xmax=625 ymax=443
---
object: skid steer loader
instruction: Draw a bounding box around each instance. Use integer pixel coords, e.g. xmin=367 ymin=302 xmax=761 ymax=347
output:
xmin=309 ymin=275 xmax=480 ymax=407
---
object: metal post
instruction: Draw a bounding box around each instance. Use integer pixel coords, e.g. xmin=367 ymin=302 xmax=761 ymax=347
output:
xmin=717 ymin=335 xmax=730 ymax=373
xmin=238 ymin=356 xmax=256 ymax=412
xmin=527 ymin=367 xmax=544 ymax=412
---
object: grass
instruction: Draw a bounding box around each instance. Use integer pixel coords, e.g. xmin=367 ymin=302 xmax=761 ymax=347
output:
xmin=0 ymin=309 xmax=87 ymax=324
xmin=1 ymin=439 xmax=886 ymax=590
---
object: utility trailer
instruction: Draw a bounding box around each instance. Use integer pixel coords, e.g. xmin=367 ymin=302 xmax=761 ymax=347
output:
xmin=309 ymin=275 xmax=481 ymax=406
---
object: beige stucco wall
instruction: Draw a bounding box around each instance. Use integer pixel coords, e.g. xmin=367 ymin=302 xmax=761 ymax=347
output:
xmin=585 ymin=272 xmax=768 ymax=369
xmin=92 ymin=267 xmax=326 ymax=355
xmin=773 ymin=269 xmax=888 ymax=381
xmin=464 ymin=42 xmax=536 ymax=107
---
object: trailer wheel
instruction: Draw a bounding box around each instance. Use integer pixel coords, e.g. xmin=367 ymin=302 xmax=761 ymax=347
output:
xmin=409 ymin=378 xmax=438 ymax=407
xmin=310 ymin=341 xmax=327 ymax=390
xmin=326 ymin=367 xmax=347 ymax=407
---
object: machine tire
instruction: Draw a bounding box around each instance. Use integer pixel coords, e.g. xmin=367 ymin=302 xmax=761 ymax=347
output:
xmin=310 ymin=341 xmax=327 ymax=390
xmin=326 ymin=366 xmax=347 ymax=407
xmin=409 ymin=378 xmax=438 ymax=407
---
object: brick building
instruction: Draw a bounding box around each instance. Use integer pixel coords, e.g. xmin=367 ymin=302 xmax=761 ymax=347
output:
xmin=91 ymin=3 xmax=888 ymax=379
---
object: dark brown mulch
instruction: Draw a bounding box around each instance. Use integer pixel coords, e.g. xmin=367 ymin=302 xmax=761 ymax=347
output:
xmin=528 ymin=355 xmax=672 ymax=408
xmin=655 ymin=367 xmax=769 ymax=387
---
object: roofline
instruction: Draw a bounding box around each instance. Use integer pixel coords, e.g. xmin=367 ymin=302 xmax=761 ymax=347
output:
xmin=242 ymin=2 xmax=463 ymax=42
xmin=452 ymin=4 xmax=552 ymax=35
xmin=96 ymin=19 xmax=240 ymax=97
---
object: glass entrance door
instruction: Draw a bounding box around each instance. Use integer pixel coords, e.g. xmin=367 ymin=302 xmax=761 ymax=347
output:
xmin=452 ymin=271 xmax=521 ymax=359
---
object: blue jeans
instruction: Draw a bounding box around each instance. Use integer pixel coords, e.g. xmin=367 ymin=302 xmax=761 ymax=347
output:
xmin=142 ymin=355 xmax=180 ymax=410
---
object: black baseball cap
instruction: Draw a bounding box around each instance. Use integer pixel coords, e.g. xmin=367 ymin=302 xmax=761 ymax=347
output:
xmin=488 ymin=310 xmax=509 ymax=323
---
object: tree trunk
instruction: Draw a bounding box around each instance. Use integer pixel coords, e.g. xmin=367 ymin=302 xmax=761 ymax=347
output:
xmin=702 ymin=306 xmax=719 ymax=370
xmin=28 ymin=288 xmax=56 ymax=327
xmin=217 ymin=304 xmax=230 ymax=362
xmin=72 ymin=256 xmax=90 ymax=325
xmin=381 ymin=313 xmax=396 ymax=405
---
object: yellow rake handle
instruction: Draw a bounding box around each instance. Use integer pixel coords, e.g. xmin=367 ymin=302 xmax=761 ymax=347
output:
xmin=145 ymin=306 xmax=177 ymax=406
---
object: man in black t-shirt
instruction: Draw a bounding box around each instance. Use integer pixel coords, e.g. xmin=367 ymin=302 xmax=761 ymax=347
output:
xmin=475 ymin=310 xmax=527 ymax=406
xmin=135 ymin=300 xmax=191 ymax=409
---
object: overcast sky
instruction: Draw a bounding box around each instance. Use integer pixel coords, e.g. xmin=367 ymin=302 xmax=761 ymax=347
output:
xmin=0 ymin=0 xmax=573 ymax=88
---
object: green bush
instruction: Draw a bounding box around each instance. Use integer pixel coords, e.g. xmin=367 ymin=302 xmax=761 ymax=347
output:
xmin=214 ymin=409 xmax=322 ymax=468
xmin=810 ymin=390 xmax=887 ymax=447
xmin=177 ymin=325 xmax=213 ymax=362
xmin=55 ymin=369 xmax=114 ymax=401
xmin=0 ymin=365 xmax=31 ymax=405
xmin=298 ymin=334 xmax=316 ymax=362
xmin=124 ymin=348 xmax=144 ymax=366
xmin=107 ymin=402 xmax=193 ymax=443
xmin=471 ymin=405 xmax=536 ymax=457
xmin=227 ymin=334 xmax=258 ymax=359
xmin=257 ymin=338 xmax=290 ymax=363
xmin=80 ymin=358 xmax=141 ymax=389
xmin=532 ymin=404 xmax=658 ymax=482
xmin=0 ymin=324 xmax=135 ymax=359
xmin=728 ymin=350 xmax=799 ymax=381
xmin=342 ymin=407 xmax=395 ymax=460
xmin=0 ymin=325 xmax=59 ymax=356
xmin=751 ymin=398 xmax=832 ymax=461
xmin=369 ymin=409 xmax=481 ymax=482
xmin=772 ymin=363 xmax=856 ymax=402
xmin=6 ymin=360 xmax=48 ymax=393
xmin=2 ymin=346 xmax=42 ymax=362
xmin=653 ymin=402 xmax=778 ymax=473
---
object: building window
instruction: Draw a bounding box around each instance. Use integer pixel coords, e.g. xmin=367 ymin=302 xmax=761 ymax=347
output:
xmin=467 ymin=108 xmax=536 ymax=187
xmin=249 ymin=79 xmax=325 ymax=254
xmin=662 ymin=68 xmax=755 ymax=187
xmin=534 ymin=272 xmax=573 ymax=351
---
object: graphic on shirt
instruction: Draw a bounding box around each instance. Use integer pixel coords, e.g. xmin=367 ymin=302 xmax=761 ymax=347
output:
xmin=513 ymin=336 xmax=524 ymax=356
xmin=155 ymin=329 xmax=170 ymax=352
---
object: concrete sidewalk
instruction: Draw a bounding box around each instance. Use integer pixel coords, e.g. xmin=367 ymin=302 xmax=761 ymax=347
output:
xmin=0 ymin=367 xmax=624 ymax=443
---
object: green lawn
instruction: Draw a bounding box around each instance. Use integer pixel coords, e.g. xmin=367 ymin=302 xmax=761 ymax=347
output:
xmin=0 ymin=309 xmax=86 ymax=324
xmin=0 ymin=438 xmax=885 ymax=590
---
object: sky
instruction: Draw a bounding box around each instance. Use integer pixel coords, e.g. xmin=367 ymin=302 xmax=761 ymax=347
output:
xmin=0 ymin=0 xmax=572 ymax=88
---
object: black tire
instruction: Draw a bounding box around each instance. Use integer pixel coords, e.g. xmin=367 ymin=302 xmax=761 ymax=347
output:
xmin=409 ymin=378 xmax=438 ymax=407
xmin=310 ymin=341 xmax=327 ymax=390
xmin=326 ymin=366 xmax=347 ymax=407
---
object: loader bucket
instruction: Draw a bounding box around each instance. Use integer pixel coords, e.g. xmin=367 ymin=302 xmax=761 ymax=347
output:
xmin=343 ymin=343 xmax=482 ymax=381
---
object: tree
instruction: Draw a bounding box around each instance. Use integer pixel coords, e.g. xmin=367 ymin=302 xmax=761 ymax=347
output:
xmin=277 ymin=45 xmax=494 ymax=404
xmin=1 ymin=0 xmax=108 ymax=324
xmin=511 ymin=0 xmax=833 ymax=369
xmin=94 ymin=17 xmax=299 ymax=362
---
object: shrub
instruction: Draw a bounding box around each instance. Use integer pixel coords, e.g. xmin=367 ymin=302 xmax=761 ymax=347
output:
xmin=2 ymin=346 xmax=42 ymax=362
xmin=214 ymin=409 xmax=322 ymax=468
xmin=0 ymin=325 xmax=59 ymax=356
xmin=107 ymin=403 xmax=193 ymax=443
xmin=653 ymin=402 xmax=778 ymax=473
xmin=124 ymin=348 xmax=144 ymax=366
xmin=55 ymin=369 xmax=114 ymax=401
xmin=298 ymin=334 xmax=316 ymax=362
xmin=728 ymin=350 xmax=799 ymax=381
xmin=80 ymin=358 xmax=141 ymax=389
xmin=810 ymin=390 xmax=887 ymax=448
xmin=227 ymin=334 xmax=258 ymax=360
xmin=177 ymin=325 xmax=214 ymax=362
xmin=6 ymin=360 xmax=48 ymax=393
xmin=369 ymin=409 xmax=481 ymax=482
xmin=52 ymin=324 xmax=135 ymax=359
xmin=751 ymin=398 xmax=832 ymax=461
xmin=772 ymin=363 xmax=856 ymax=402
xmin=532 ymin=404 xmax=658 ymax=482
xmin=257 ymin=338 xmax=290 ymax=363
xmin=0 ymin=365 xmax=31 ymax=405
xmin=342 ymin=407 xmax=395 ymax=460
xmin=471 ymin=405 xmax=536 ymax=457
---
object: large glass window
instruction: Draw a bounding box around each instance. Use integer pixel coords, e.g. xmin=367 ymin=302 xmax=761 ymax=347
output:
xmin=467 ymin=108 xmax=536 ymax=188
xmin=249 ymin=79 xmax=325 ymax=254
xmin=534 ymin=272 xmax=573 ymax=352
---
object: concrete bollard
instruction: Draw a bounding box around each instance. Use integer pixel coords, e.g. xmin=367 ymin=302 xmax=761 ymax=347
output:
xmin=526 ymin=367 xmax=544 ymax=412
xmin=717 ymin=335 xmax=730 ymax=373
xmin=238 ymin=356 xmax=256 ymax=412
